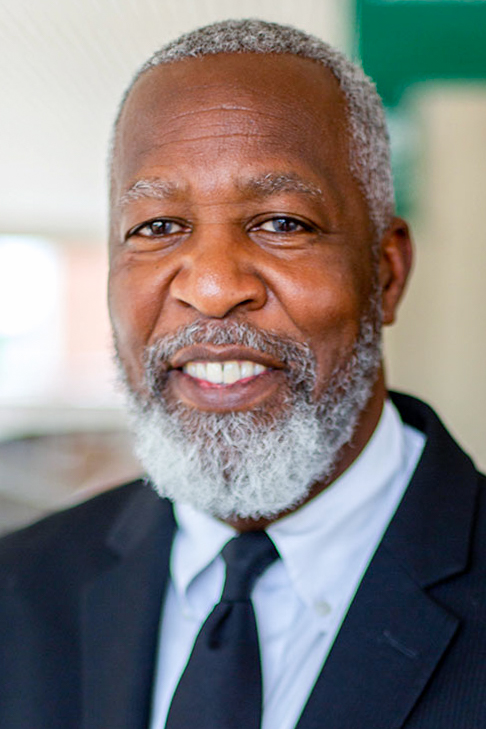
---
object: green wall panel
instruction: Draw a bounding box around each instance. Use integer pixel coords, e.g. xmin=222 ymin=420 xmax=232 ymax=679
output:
xmin=358 ymin=1 xmax=486 ymax=105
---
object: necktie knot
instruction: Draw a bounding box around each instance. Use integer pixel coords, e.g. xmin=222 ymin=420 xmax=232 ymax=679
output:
xmin=221 ymin=531 xmax=279 ymax=602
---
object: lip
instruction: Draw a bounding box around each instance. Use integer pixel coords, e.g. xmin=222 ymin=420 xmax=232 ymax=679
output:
xmin=170 ymin=344 xmax=284 ymax=371
xmin=169 ymin=368 xmax=284 ymax=412
xmin=165 ymin=345 xmax=287 ymax=412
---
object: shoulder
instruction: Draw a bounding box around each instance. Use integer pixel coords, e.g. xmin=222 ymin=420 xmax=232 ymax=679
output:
xmin=0 ymin=479 xmax=171 ymax=582
xmin=390 ymin=390 xmax=484 ymax=479
xmin=388 ymin=390 xmax=486 ymax=560
xmin=390 ymin=390 xmax=486 ymax=569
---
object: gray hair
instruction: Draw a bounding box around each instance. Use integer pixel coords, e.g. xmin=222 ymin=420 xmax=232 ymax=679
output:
xmin=112 ymin=18 xmax=394 ymax=240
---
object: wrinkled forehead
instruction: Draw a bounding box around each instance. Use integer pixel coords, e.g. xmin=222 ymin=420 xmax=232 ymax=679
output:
xmin=111 ymin=53 xmax=352 ymax=190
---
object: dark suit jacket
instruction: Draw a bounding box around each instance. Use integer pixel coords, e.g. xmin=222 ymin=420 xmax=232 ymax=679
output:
xmin=1 ymin=393 xmax=485 ymax=729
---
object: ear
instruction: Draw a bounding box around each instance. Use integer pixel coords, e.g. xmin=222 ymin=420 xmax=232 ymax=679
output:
xmin=379 ymin=216 xmax=413 ymax=326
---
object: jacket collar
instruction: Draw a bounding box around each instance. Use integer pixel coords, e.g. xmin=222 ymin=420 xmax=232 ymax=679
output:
xmin=385 ymin=392 xmax=477 ymax=587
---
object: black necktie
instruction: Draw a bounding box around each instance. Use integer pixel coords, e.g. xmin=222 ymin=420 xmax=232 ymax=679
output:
xmin=165 ymin=530 xmax=279 ymax=729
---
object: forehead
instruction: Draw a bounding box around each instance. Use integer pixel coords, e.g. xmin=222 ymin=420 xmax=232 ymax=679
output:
xmin=112 ymin=53 xmax=356 ymax=205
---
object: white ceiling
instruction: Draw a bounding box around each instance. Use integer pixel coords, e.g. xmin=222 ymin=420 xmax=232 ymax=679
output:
xmin=0 ymin=0 xmax=351 ymax=240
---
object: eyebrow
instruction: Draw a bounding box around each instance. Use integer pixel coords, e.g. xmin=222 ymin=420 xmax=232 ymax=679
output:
xmin=118 ymin=171 xmax=323 ymax=210
xmin=239 ymin=172 xmax=323 ymax=200
xmin=118 ymin=179 xmax=183 ymax=209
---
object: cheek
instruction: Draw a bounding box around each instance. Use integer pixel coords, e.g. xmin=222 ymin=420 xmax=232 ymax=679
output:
xmin=281 ymin=260 xmax=364 ymax=332
xmin=108 ymin=260 xmax=166 ymax=383
xmin=276 ymin=260 xmax=367 ymax=376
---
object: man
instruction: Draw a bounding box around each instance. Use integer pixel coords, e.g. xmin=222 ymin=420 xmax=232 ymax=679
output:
xmin=1 ymin=18 xmax=485 ymax=729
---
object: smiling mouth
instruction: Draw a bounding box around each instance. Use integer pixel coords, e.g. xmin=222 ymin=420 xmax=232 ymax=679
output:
xmin=182 ymin=360 xmax=268 ymax=385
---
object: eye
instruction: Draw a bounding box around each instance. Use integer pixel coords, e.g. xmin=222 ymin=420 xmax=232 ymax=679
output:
xmin=256 ymin=216 xmax=313 ymax=234
xmin=127 ymin=218 xmax=188 ymax=239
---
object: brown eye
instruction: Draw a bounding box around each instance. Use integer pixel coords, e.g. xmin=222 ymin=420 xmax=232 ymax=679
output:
xmin=130 ymin=219 xmax=186 ymax=238
xmin=259 ymin=217 xmax=310 ymax=233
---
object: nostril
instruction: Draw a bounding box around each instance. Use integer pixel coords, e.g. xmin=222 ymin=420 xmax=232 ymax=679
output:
xmin=170 ymin=263 xmax=267 ymax=318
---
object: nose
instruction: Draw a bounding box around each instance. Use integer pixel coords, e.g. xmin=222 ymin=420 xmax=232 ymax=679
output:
xmin=169 ymin=231 xmax=267 ymax=318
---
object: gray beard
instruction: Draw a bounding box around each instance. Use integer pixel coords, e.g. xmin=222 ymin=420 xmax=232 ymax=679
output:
xmin=116 ymin=313 xmax=382 ymax=520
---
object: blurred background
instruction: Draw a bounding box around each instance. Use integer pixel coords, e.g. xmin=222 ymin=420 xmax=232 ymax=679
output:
xmin=1 ymin=0 xmax=485 ymax=532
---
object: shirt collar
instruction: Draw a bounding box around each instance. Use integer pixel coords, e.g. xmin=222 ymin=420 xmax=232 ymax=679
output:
xmin=171 ymin=502 xmax=235 ymax=600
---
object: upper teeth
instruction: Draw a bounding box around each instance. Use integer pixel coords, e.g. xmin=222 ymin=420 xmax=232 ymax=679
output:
xmin=182 ymin=360 xmax=267 ymax=384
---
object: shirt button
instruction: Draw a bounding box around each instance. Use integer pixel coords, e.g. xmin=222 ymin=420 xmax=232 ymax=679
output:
xmin=314 ymin=600 xmax=332 ymax=616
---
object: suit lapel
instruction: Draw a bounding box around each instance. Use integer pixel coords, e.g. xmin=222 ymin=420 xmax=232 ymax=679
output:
xmin=297 ymin=394 xmax=479 ymax=729
xmin=296 ymin=547 xmax=458 ymax=729
xmin=80 ymin=485 xmax=176 ymax=729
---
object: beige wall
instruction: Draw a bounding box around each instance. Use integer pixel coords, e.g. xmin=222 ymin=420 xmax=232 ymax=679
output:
xmin=385 ymin=83 xmax=486 ymax=471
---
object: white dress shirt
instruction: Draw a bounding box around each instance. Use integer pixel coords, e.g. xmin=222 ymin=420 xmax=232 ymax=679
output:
xmin=150 ymin=399 xmax=425 ymax=729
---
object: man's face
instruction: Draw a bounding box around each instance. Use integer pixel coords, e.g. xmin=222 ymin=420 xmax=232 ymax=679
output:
xmin=108 ymin=53 xmax=403 ymax=522
xmin=110 ymin=53 xmax=377 ymax=406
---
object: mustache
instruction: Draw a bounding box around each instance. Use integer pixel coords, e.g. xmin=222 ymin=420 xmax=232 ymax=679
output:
xmin=143 ymin=319 xmax=316 ymax=397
